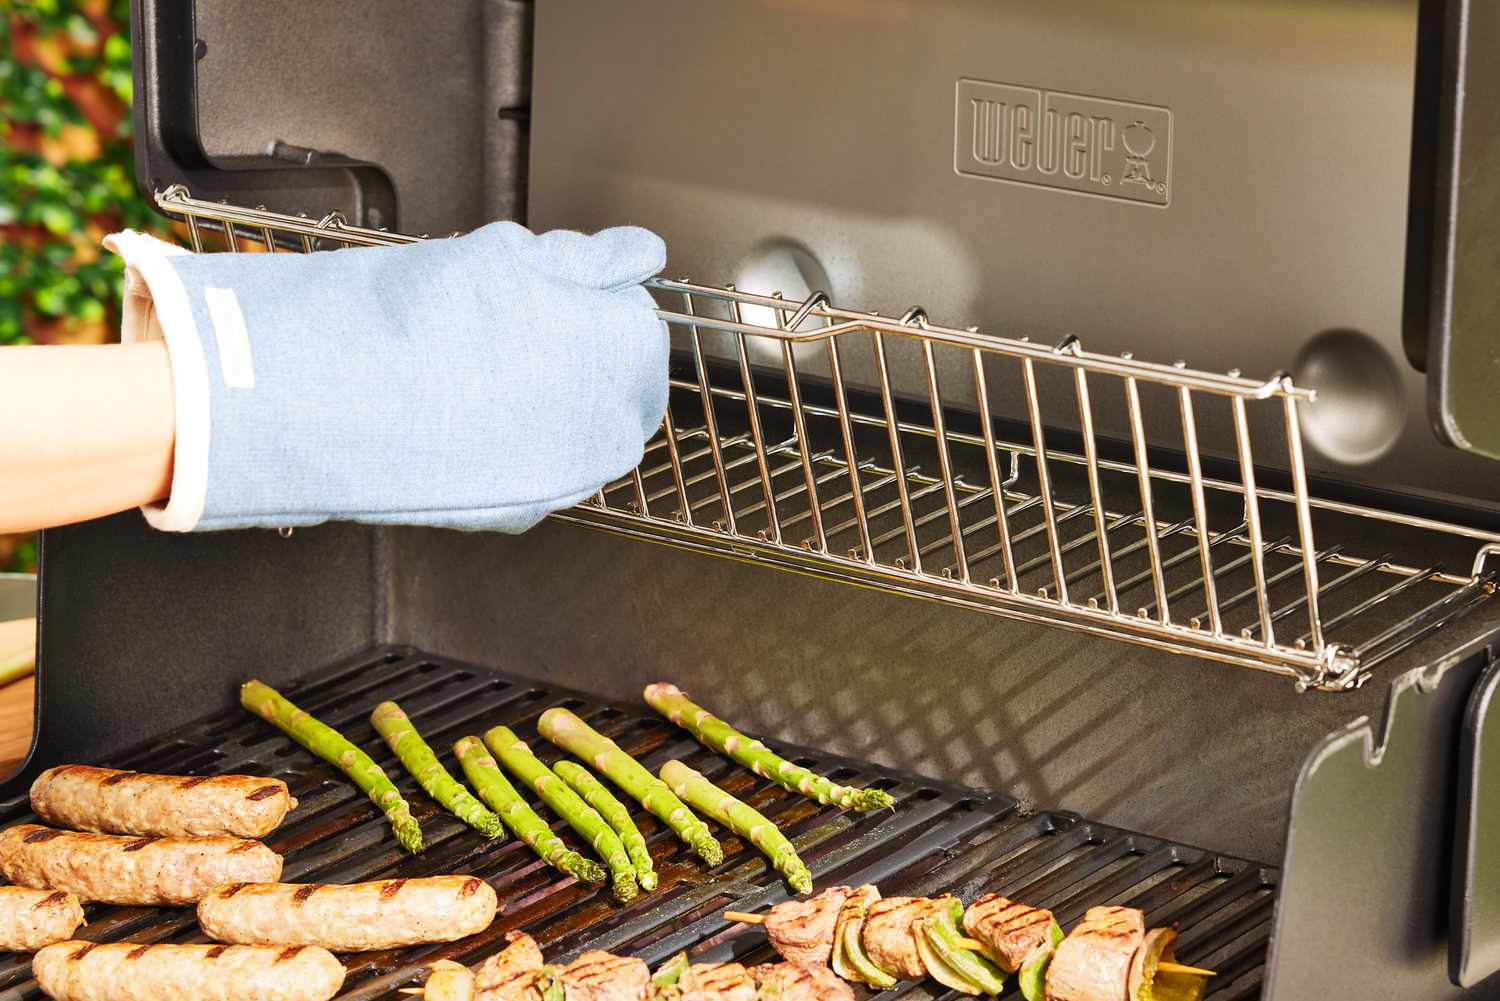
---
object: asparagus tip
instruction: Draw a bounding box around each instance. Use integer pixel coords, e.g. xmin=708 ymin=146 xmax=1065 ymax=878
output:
xmin=395 ymin=819 xmax=424 ymax=854
xmin=610 ymin=872 xmax=640 ymax=904
xmin=852 ymin=788 xmax=897 ymax=812
xmin=570 ymin=856 xmax=608 ymax=884
xmin=692 ymin=836 xmax=724 ymax=867
xmin=638 ymin=871 xmax=659 ymax=892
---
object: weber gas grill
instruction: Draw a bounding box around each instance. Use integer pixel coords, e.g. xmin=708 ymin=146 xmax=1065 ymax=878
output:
xmin=15 ymin=1 xmax=1500 ymax=999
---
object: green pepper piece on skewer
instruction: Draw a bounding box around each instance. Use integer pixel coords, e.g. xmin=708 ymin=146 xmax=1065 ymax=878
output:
xmin=484 ymin=725 xmax=639 ymax=903
xmin=922 ymin=899 xmax=1008 ymax=995
xmin=1017 ymin=920 xmax=1065 ymax=1001
xmin=240 ymin=679 xmax=422 ymax=853
xmin=651 ymin=952 xmax=690 ymax=989
xmin=658 ymin=758 xmax=812 ymax=895
xmin=553 ymin=760 xmax=657 ymax=891
xmin=372 ymin=701 xmax=504 ymax=839
xmin=645 ymin=684 xmax=895 ymax=812
xmin=453 ymin=736 xmax=606 ymax=885
xmin=538 ymin=707 xmax=723 ymax=866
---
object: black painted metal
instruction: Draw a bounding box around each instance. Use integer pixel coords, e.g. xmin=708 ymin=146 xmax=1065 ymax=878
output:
xmin=130 ymin=0 xmax=398 ymax=226
xmin=1452 ymin=657 xmax=1500 ymax=986
xmin=0 ymin=649 xmax=1274 ymax=1000
xmin=1265 ymin=634 xmax=1500 ymax=1000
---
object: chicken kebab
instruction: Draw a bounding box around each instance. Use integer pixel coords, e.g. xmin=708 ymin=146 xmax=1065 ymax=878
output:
xmin=406 ymin=931 xmax=852 ymax=1001
xmin=726 ymin=886 xmax=1212 ymax=1001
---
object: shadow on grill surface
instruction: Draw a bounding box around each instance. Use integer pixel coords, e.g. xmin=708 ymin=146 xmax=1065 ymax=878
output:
xmin=0 ymin=650 xmax=1276 ymax=1000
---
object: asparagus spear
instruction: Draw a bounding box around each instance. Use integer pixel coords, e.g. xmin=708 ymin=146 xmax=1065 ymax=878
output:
xmin=371 ymin=701 xmax=504 ymax=839
xmin=537 ymin=707 xmax=723 ymax=866
xmin=240 ymin=678 xmax=422 ymax=853
xmin=644 ymin=683 xmax=895 ymax=812
xmin=658 ymin=758 xmax=812 ymax=894
xmin=553 ymin=760 xmax=658 ymax=891
xmin=482 ymin=726 xmax=639 ymax=903
xmin=452 ymin=736 xmax=606 ymax=885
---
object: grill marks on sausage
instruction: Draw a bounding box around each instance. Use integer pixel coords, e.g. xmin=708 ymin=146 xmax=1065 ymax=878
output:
xmin=68 ymin=943 xmax=98 ymax=962
xmin=125 ymin=945 xmax=152 ymax=961
xmin=460 ymin=877 xmax=482 ymax=898
xmin=247 ymin=785 xmax=282 ymax=801
xmin=229 ymin=840 xmax=262 ymax=854
xmin=34 ymin=891 xmax=69 ymax=910
xmin=121 ymin=837 xmax=159 ymax=852
xmin=206 ymin=945 xmax=229 ymax=960
xmin=100 ymin=772 xmax=137 ymax=787
xmin=178 ymin=775 xmax=213 ymax=789
xmin=23 ymin=829 xmax=62 ymax=844
xmin=275 ymin=946 xmax=304 ymax=964
xmin=217 ymin=882 xmax=249 ymax=899
xmin=292 ymin=884 xmax=324 ymax=905
xmin=379 ymin=879 xmax=407 ymax=902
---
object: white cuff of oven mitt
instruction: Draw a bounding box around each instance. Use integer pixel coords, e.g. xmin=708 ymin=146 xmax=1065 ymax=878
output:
xmin=102 ymin=230 xmax=211 ymax=532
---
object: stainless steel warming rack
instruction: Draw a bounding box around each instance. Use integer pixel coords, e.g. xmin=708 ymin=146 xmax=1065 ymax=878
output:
xmin=154 ymin=186 xmax=1500 ymax=693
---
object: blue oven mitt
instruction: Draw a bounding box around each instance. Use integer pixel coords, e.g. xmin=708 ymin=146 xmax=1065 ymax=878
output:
xmin=103 ymin=221 xmax=667 ymax=532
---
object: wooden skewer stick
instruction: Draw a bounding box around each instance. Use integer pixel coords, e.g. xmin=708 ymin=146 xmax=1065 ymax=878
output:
xmin=1158 ymin=962 xmax=1216 ymax=977
xmin=723 ymin=910 xmax=766 ymax=924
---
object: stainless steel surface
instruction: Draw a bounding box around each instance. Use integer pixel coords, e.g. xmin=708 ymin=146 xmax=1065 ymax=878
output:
xmin=156 ymin=188 xmax=1500 ymax=692
xmin=528 ymin=0 xmax=1500 ymax=516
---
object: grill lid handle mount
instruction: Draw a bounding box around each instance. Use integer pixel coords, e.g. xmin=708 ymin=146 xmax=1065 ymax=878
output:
xmin=130 ymin=0 xmax=397 ymax=230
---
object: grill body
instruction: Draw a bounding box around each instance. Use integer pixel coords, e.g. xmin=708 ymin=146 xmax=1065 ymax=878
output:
xmin=23 ymin=0 xmax=1499 ymax=998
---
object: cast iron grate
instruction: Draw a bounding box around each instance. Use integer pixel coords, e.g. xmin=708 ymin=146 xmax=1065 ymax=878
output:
xmin=0 ymin=650 xmax=1275 ymax=999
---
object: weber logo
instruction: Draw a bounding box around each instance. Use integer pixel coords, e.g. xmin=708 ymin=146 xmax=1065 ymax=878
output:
xmin=955 ymin=78 xmax=1172 ymax=207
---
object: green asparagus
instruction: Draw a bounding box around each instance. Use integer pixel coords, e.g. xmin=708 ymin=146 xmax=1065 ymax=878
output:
xmin=537 ymin=707 xmax=722 ymax=866
xmin=644 ymin=683 xmax=895 ymax=812
xmin=452 ymin=736 xmax=606 ymax=885
xmin=658 ymin=758 xmax=812 ymax=894
xmin=483 ymin=726 xmax=639 ymax=903
xmin=371 ymin=701 xmax=504 ymax=839
xmin=553 ymin=760 xmax=657 ymax=891
xmin=240 ymin=679 xmax=422 ymax=853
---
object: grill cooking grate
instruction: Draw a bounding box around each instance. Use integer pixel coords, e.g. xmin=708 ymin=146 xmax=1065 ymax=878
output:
xmin=0 ymin=651 xmax=1274 ymax=999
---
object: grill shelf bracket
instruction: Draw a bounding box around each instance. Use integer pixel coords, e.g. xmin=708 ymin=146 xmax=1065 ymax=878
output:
xmin=152 ymin=187 xmax=1500 ymax=693
xmin=0 ymin=650 xmax=1279 ymax=1000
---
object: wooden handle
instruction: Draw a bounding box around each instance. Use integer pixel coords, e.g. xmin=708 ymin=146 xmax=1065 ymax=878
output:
xmin=722 ymin=910 xmax=767 ymax=925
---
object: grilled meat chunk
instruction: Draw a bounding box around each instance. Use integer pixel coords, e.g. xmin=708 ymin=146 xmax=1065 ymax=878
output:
xmin=860 ymin=896 xmax=945 ymax=980
xmin=30 ymin=766 xmax=296 ymax=839
xmin=1045 ymin=905 xmax=1145 ymax=1001
xmin=31 ymin=941 xmax=345 ymax=1001
xmin=748 ymin=962 xmax=853 ymax=1001
xmin=0 ymin=886 xmax=85 ymax=952
xmin=0 ymin=825 xmax=282 ymax=906
xmin=475 ymin=932 xmax=546 ymax=1001
xmin=558 ymin=950 xmax=649 ymax=1001
xmin=963 ymin=893 xmax=1057 ymax=972
xmin=672 ymin=962 xmax=756 ymax=1001
xmin=196 ymin=875 xmax=498 ymax=951
xmin=764 ymin=886 xmax=850 ymax=968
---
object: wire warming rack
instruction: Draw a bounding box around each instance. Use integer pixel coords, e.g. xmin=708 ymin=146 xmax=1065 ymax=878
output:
xmin=153 ymin=186 xmax=1500 ymax=693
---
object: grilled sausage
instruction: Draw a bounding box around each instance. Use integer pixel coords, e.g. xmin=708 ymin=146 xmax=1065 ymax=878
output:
xmin=31 ymin=940 xmax=345 ymax=1001
xmin=0 ymin=825 xmax=282 ymax=906
xmin=1045 ymin=905 xmax=1144 ymax=1001
xmin=30 ymin=766 xmax=297 ymax=839
xmin=764 ymin=886 xmax=850 ymax=968
xmin=196 ymin=876 xmax=498 ymax=951
xmin=0 ymin=887 xmax=85 ymax=952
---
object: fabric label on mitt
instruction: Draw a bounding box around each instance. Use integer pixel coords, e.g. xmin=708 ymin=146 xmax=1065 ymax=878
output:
xmin=205 ymin=286 xmax=256 ymax=389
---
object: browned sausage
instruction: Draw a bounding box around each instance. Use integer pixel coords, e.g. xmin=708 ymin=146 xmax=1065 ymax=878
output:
xmin=0 ymin=887 xmax=85 ymax=952
xmin=0 ymin=825 xmax=282 ymax=906
xmin=196 ymin=876 xmax=497 ymax=951
xmin=32 ymin=941 xmax=344 ymax=1001
xmin=30 ymin=766 xmax=296 ymax=838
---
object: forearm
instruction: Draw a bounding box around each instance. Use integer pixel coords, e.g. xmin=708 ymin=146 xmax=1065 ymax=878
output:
xmin=0 ymin=342 xmax=174 ymax=533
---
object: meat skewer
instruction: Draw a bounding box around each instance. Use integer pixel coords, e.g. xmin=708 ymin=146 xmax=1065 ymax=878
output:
xmin=724 ymin=886 xmax=849 ymax=969
xmin=0 ymin=824 xmax=283 ymax=906
xmin=196 ymin=875 xmax=498 ymax=951
xmin=31 ymin=941 xmax=346 ymax=1001
xmin=29 ymin=765 xmax=297 ymax=839
xmin=473 ymin=931 xmax=545 ymax=1001
xmin=0 ymin=887 xmax=85 ymax=952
